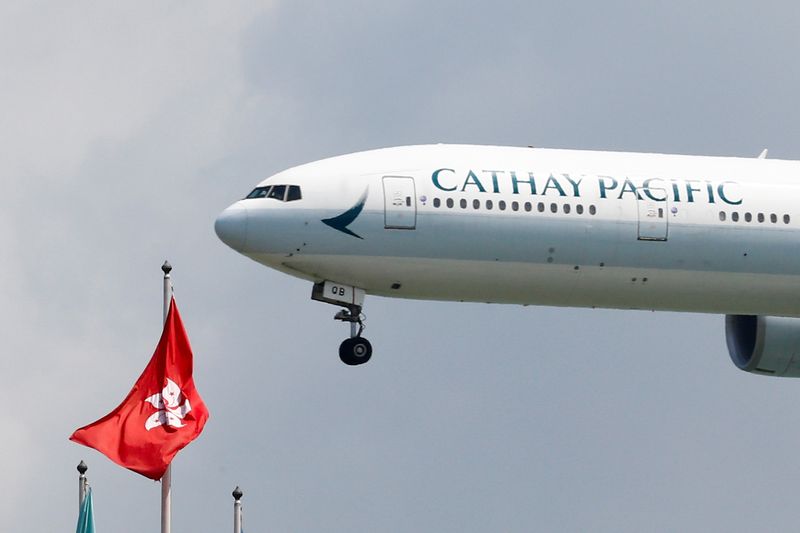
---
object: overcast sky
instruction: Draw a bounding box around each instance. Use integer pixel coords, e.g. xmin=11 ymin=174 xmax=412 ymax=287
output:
xmin=5 ymin=2 xmax=800 ymax=531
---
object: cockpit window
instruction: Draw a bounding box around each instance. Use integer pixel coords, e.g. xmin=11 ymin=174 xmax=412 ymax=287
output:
xmin=244 ymin=185 xmax=302 ymax=202
xmin=286 ymin=185 xmax=302 ymax=201
xmin=246 ymin=186 xmax=270 ymax=199
xmin=268 ymin=185 xmax=286 ymax=200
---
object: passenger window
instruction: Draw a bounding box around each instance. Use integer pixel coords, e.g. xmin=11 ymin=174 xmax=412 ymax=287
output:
xmin=576 ymin=205 xmax=584 ymax=215
xmin=460 ymin=199 xmax=467 ymax=209
xmin=512 ymin=201 xmax=519 ymax=211
xmin=473 ymin=199 xmax=480 ymax=209
xmin=524 ymin=202 xmax=532 ymax=212
xmin=550 ymin=203 xmax=558 ymax=213
xmin=486 ymin=200 xmax=493 ymax=210
xmin=589 ymin=205 xmax=596 ymax=215
xmin=745 ymin=212 xmax=752 ymax=222
xmin=537 ymin=202 xmax=545 ymax=213
xmin=757 ymin=213 xmax=764 ymax=223
xmin=433 ymin=198 xmax=441 ymax=208
xmin=446 ymin=198 xmax=454 ymax=208
xmin=499 ymin=200 xmax=506 ymax=211
xmin=719 ymin=211 xmax=726 ymax=221
xmin=784 ymin=214 xmax=791 ymax=224
xmin=732 ymin=212 xmax=739 ymax=222
xmin=771 ymin=213 xmax=778 ymax=223
xmin=286 ymin=185 xmax=302 ymax=201
xmin=563 ymin=204 xmax=571 ymax=214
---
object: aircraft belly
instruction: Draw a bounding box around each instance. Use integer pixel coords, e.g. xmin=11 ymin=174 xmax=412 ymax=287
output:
xmin=239 ymin=208 xmax=800 ymax=316
xmin=249 ymin=253 xmax=800 ymax=316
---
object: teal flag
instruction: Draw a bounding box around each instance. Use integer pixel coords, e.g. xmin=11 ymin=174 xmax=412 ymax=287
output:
xmin=75 ymin=487 xmax=95 ymax=533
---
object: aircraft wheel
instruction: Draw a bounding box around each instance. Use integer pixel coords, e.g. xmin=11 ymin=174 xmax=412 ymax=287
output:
xmin=339 ymin=336 xmax=373 ymax=366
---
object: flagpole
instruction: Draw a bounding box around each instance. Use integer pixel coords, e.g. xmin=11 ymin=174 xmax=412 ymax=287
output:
xmin=233 ymin=486 xmax=243 ymax=533
xmin=161 ymin=261 xmax=173 ymax=533
xmin=77 ymin=460 xmax=88 ymax=508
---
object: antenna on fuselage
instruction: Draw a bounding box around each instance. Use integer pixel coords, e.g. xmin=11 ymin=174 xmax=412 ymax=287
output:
xmin=757 ymin=148 xmax=768 ymax=159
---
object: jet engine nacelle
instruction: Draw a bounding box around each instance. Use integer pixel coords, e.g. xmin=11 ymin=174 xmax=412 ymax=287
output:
xmin=725 ymin=315 xmax=800 ymax=377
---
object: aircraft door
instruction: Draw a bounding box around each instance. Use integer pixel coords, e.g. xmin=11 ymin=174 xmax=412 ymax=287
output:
xmin=383 ymin=176 xmax=416 ymax=229
xmin=637 ymin=189 xmax=668 ymax=241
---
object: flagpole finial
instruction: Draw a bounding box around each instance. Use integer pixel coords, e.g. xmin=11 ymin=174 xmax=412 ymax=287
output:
xmin=161 ymin=261 xmax=172 ymax=276
xmin=232 ymin=486 xmax=243 ymax=501
xmin=77 ymin=460 xmax=88 ymax=475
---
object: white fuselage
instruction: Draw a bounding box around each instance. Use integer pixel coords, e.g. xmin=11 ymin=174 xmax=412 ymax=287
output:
xmin=215 ymin=144 xmax=800 ymax=317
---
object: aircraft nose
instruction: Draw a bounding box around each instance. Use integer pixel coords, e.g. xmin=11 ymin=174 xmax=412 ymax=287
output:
xmin=215 ymin=204 xmax=248 ymax=251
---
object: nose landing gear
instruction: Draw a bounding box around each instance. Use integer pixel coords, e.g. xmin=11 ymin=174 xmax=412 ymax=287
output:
xmin=335 ymin=307 xmax=372 ymax=366
xmin=312 ymin=281 xmax=374 ymax=366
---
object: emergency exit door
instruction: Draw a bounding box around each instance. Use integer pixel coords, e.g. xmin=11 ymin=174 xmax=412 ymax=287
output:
xmin=383 ymin=176 xmax=416 ymax=229
xmin=637 ymin=189 xmax=668 ymax=241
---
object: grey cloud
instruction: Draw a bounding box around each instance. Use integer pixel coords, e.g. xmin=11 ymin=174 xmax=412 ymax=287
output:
xmin=4 ymin=1 xmax=800 ymax=532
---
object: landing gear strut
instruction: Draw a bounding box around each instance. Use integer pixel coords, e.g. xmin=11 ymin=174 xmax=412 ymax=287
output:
xmin=311 ymin=281 xmax=373 ymax=366
xmin=335 ymin=306 xmax=372 ymax=366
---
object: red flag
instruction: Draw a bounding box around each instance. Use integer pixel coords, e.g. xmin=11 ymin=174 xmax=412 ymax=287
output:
xmin=70 ymin=297 xmax=209 ymax=480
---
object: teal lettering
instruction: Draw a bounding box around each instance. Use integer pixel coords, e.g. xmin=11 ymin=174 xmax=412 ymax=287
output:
xmin=671 ymin=181 xmax=682 ymax=202
xmin=617 ymin=178 xmax=640 ymax=199
xmin=542 ymin=175 xmax=566 ymax=196
xmin=706 ymin=182 xmax=716 ymax=203
xmin=432 ymin=168 xmax=457 ymax=192
xmin=598 ymin=176 xmax=618 ymax=199
xmin=684 ymin=179 xmax=702 ymax=203
xmin=510 ymin=171 xmax=537 ymax=195
xmin=484 ymin=170 xmax=503 ymax=193
xmin=718 ymin=181 xmax=742 ymax=205
xmin=462 ymin=170 xmax=486 ymax=192
xmin=563 ymin=174 xmax=583 ymax=197
xmin=641 ymin=178 xmax=667 ymax=201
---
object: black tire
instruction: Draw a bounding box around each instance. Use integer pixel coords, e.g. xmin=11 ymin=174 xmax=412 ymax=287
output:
xmin=339 ymin=336 xmax=373 ymax=365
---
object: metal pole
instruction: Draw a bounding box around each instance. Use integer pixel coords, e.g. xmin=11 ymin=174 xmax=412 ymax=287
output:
xmin=77 ymin=460 xmax=88 ymax=509
xmin=161 ymin=261 xmax=173 ymax=533
xmin=232 ymin=486 xmax=243 ymax=533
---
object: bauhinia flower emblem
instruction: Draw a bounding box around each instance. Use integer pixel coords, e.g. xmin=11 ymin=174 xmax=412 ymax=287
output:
xmin=144 ymin=378 xmax=192 ymax=431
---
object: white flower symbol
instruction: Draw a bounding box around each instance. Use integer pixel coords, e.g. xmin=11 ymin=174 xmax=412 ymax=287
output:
xmin=144 ymin=378 xmax=192 ymax=431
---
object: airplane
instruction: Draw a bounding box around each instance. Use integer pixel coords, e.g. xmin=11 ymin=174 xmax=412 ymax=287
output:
xmin=215 ymin=144 xmax=800 ymax=373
